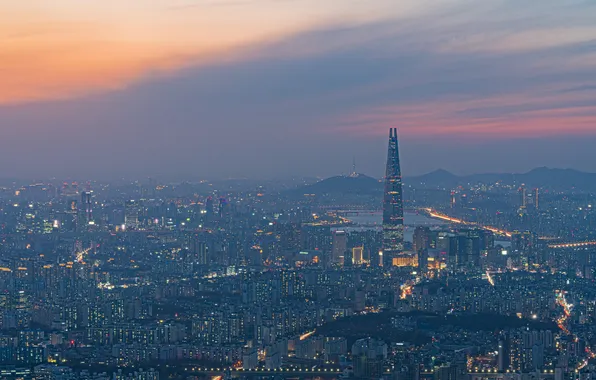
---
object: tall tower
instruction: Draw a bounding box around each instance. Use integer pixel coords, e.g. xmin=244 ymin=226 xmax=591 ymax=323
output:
xmin=382 ymin=128 xmax=404 ymax=266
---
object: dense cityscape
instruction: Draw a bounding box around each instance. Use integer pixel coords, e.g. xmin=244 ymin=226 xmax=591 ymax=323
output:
xmin=0 ymin=128 xmax=595 ymax=380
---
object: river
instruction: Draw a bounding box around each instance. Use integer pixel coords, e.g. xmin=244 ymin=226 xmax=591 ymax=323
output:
xmin=342 ymin=210 xmax=509 ymax=246
xmin=340 ymin=210 xmax=446 ymax=242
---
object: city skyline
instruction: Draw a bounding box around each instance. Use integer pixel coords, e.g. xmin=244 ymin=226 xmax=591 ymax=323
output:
xmin=2 ymin=2 xmax=596 ymax=378
xmin=0 ymin=1 xmax=595 ymax=178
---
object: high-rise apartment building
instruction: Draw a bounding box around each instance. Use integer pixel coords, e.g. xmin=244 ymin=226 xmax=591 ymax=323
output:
xmin=124 ymin=200 xmax=140 ymax=229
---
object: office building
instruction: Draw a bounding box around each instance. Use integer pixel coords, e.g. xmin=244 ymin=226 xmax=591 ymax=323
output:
xmin=331 ymin=230 xmax=347 ymax=266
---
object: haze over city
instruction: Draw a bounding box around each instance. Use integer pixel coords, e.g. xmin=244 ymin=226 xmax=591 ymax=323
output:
xmin=2 ymin=1 xmax=596 ymax=179
xmin=4 ymin=2 xmax=596 ymax=380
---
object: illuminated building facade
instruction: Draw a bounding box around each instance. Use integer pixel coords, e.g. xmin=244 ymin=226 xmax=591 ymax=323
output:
xmin=352 ymin=246 xmax=364 ymax=265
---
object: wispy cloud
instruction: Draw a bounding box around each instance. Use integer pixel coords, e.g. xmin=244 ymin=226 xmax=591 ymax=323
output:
xmin=0 ymin=0 xmax=429 ymax=104
xmin=0 ymin=0 xmax=595 ymax=177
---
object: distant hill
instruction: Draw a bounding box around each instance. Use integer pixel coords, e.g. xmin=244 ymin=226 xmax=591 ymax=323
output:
xmin=410 ymin=169 xmax=458 ymax=185
xmin=407 ymin=167 xmax=596 ymax=191
xmin=286 ymin=167 xmax=596 ymax=195
xmin=287 ymin=173 xmax=382 ymax=195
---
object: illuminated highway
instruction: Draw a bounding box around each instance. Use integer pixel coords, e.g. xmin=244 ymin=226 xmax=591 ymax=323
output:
xmin=400 ymin=282 xmax=413 ymax=299
xmin=554 ymin=291 xmax=595 ymax=370
xmin=555 ymin=290 xmax=572 ymax=335
xmin=485 ymin=271 xmax=495 ymax=286
xmin=75 ymin=247 xmax=92 ymax=263
xmin=422 ymin=208 xmax=596 ymax=249
xmin=422 ymin=208 xmax=512 ymax=237
xmin=299 ymin=330 xmax=316 ymax=341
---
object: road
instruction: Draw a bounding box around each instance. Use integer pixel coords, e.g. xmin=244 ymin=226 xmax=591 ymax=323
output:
xmin=554 ymin=291 xmax=595 ymax=370
xmin=421 ymin=208 xmax=512 ymax=237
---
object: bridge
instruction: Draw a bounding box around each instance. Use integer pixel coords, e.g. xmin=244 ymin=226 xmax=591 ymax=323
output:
xmin=331 ymin=210 xmax=379 ymax=217
xmin=183 ymin=366 xmax=349 ymax=378
xmin=330 ymin=209 xmax=417 ymax=217
xmin=548 ymin=241 xmax=596 ymax=249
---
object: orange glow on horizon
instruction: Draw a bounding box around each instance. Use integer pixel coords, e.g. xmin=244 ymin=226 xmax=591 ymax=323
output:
xmin=0 ymin=1 xmax=418 ymax=104
xmin=0 ymin=10 xmax=289 ymax=104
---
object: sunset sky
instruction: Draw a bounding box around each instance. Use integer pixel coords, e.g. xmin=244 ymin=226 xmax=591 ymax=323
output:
xmin=1 ymin=0 xmax=596 ymax=179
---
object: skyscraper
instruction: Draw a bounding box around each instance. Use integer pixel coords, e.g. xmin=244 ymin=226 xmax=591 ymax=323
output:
xmin=331 ymin=230 xmax=347 ymax=266
xmin=382 ymin=128 xmax=405 ymax=267
xmin=80 ymin=191 xmax=92 ymax=226
xmin=190 ymin=238 xmax=209 ymax=266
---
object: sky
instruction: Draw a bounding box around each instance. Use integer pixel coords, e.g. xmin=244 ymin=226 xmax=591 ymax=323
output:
xmin=1 ymin=0 xmax=596 ymax=180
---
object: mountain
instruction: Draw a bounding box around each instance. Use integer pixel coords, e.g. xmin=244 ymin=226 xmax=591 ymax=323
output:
xmin=287 ymin=173 xmax=382 ymax=195
xmin=520 ymin=167 xmax=596 ymax=188
xmin=409 ymin=169 xmax=458 ymax=186
xmin=286 ymin=167 xmax=596 ymax=195
xmin=407 ymin=167 xmax=596 ymax=191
